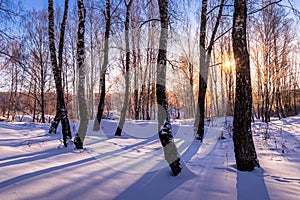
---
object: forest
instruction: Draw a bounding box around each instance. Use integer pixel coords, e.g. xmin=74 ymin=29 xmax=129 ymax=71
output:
xmin=0 ymin=0 xmax=300 ymax=175
xmin=0 ymin=0 xmax=298 ymax=121
xmin=0 ymin=1 xmax=300 ymax=199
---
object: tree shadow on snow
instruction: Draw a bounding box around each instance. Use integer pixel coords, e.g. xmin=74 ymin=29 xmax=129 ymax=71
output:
xmin=0 ymin=151 xmax=96 ymax=189
xmin=235 ymin=166 xmax=270 ymax=200
xmin=113 ymin=161 xmax=196 ymax=200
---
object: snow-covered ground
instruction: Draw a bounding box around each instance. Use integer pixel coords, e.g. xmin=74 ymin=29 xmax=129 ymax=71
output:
xmin=0 ymin=116 xmax=299 ymax=200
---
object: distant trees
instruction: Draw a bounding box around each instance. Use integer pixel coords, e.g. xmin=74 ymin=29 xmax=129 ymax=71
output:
xmin=5 ymin=43 xmax=24 ymax=121
xmin=134 ymin=0 xmax=158 ymax=121
xmin=85 ymin=0 xmax=103 ymax=120
xmin=0 ymin=4 xmax=75 ymax=122
xmin=250 ymin=1 xmax=296 ymax=122
xmin=23 ymin=10 xmax=50 ymax=123
xmin=175 ymin=22 xmax=197 ymax=119
xmin=291 ymin=41 xmax=300 ymax=115
xmin=175 ymin=55 xmax=196 ymax=119
xmin=0 ymin=0 xmax=24 ymax=120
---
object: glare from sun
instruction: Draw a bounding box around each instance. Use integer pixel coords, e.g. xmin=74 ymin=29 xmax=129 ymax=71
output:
xmin=223 ymin=60 xmax=235 ymax=70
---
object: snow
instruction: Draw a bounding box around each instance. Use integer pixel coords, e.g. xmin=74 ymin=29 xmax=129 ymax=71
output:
xmin=14 ymin=115 xmax=33 ymax=122
xmin=0 ymin=116 xmax=299 ymax=200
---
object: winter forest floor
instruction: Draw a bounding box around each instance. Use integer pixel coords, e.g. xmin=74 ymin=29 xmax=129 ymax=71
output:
xmin=0 ymin=116 xmax=299 ymax=200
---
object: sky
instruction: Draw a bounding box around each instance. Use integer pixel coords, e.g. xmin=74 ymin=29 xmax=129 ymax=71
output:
xmin=22 ymin=0 xmax=76 ymax=10
xmin=23 ymin=0 xmax=47 ymax=10
xmin=22 ymin=0 xmax=300 ymax=11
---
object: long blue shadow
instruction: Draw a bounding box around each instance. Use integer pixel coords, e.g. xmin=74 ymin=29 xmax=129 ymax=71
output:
xmin=0 ymin=157 xmax=95 ymax=189
xmin=0 ymin=122 xmax=49 ymax=131
xmin=0 ymin=148 xmax=70 ymax=167
xmin=236 ymin=167 xmax=270 ymax=200
xmin=181 ymin=139 xmax=202 ymax=162
xmin=113 ymin=161 xmax=195 ymax=200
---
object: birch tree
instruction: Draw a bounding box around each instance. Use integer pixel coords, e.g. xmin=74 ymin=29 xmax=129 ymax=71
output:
xmin=194 ymin=0 xmax=225 ymax=141
xmin=74 ymin=0 xmax=88 ymax=149
xmin=251 ymin=2 xmax=294 ymax=121
xmin=24 ymin=10 xmax=49 ymax=123
xmin=48 ymin=0 xmax=72 ymax=146
xmin=232 ymin=0 xmax=259 ymax=171
xmin=115 ymin=0 xmax=134 ymax=136
xmin=94 ymin=0 xmax=111 ymax=131
xmin=157 ymin=0 xmax=181 ymax=176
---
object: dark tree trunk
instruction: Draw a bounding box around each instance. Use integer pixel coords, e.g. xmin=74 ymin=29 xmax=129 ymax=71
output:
xmin=294 ymin=83 xmax=298 ymax=115
xmin=232 ymin=0 xmax=259 ymax=171
xmin=94 ymin=0 xmax=110 ymax=131
xmin=132 ymin=20 xmax=140 ymax=120
xmin=279 ymin=94 xmax=286 ymax=118
xmin=33 ymin=80 xmax=37 ymax=122
xmin=49 ymin=109 xmax=60 ymax=134
xmin=36 ymin=43 xmax=47 ymax=123
xmin=40 ymin=58 xmax=46 ymax=123
xmin=256 ymin=63 xmax=262 ymax=120
xmin=141 ymin=84 xmax=145 ymax=120
xmin=74 ymin=0 xmax=88 ymax=149
xmin=194 ymin=0 xmax=208 ymax=141
xmin=157 ymin=0 xmax=181 ymax=176
xmin=115 ymin=0 xmax=134 ymax=136
xmin=275 ymin=88 xmax=282 ymax=119
xmin=133 ymin=42 xmax=139 ymax=120
xmin=48 ymin=0 xmax=72 ymax=146
xmin=134 ymin=88 xmax=139 ymax=119
xmin=146 ymin=79 xmax=151 ymax=120
xmin=194 ymin=0 xmax=224 ymax=141
xmin=264 ymin=85 xmax=270 ymax=123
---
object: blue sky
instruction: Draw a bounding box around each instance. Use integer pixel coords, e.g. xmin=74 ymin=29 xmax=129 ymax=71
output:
xmin=22 ymin=0 xmax=300 ymax=12
xmin=22 ymin=0 xmax=76 ymax=10
xmin=23 ymin=0 xmax=47 ymax=10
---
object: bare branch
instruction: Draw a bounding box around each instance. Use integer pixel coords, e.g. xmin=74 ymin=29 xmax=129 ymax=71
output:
xmin=111 ymin=0 xmax=123 ymax=18
xmin=248 ymin=0 xmax=283 ymax=15
xmin=0 ymin=29 xmax=16 ymax=40
xmin=207 ymin=4 xmax=233 ymax=16
xmin=209 ymin=62 xmax=222 ymax=68
xmin=0 ymin=50 xmax=26 ymax=67
xmin=139 ymin=18 xmax=160 ymax=28
xmin=279 ymin=0 xmax=300 ymax=20
xmin=213 ymin=27 xmax=232 ymax=44
xmin=167 ymin=59 xmax=181 ymax=70
xmin=0 ymin=6 xmax=19 ymax=16
xmin=207 ymin=0 xmax=225 ymax=55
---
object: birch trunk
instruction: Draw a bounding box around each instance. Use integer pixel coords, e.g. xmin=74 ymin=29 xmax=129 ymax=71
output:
xmin=74 ymin=0 xmax=88 ymax=149
xmin=115 ymin=0 xmax=134 ymax=136
xmin=157 ymin=0 xmax=181 ymax=176
xmin=194 ymin=0 xmax=224 ymax=141
xmin=94 ymin=0 xmax=110 ymax=131
xmin=232 ymin=0 xmax=259 ymax=171
xmin=48 ymin=0 xmax=72 ymax=146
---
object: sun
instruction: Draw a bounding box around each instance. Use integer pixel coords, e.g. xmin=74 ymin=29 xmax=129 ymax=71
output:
xmin=222 ymin=59 xmax=235 ymax=70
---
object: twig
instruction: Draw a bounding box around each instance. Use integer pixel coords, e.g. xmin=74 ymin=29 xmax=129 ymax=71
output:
xmin=139 ymin=18 xmax=160 ymax=28
xmin=213 ymin=27 xmax=232 ymax=44
xmin=248 ymin=0 xmax=283 ymax=15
